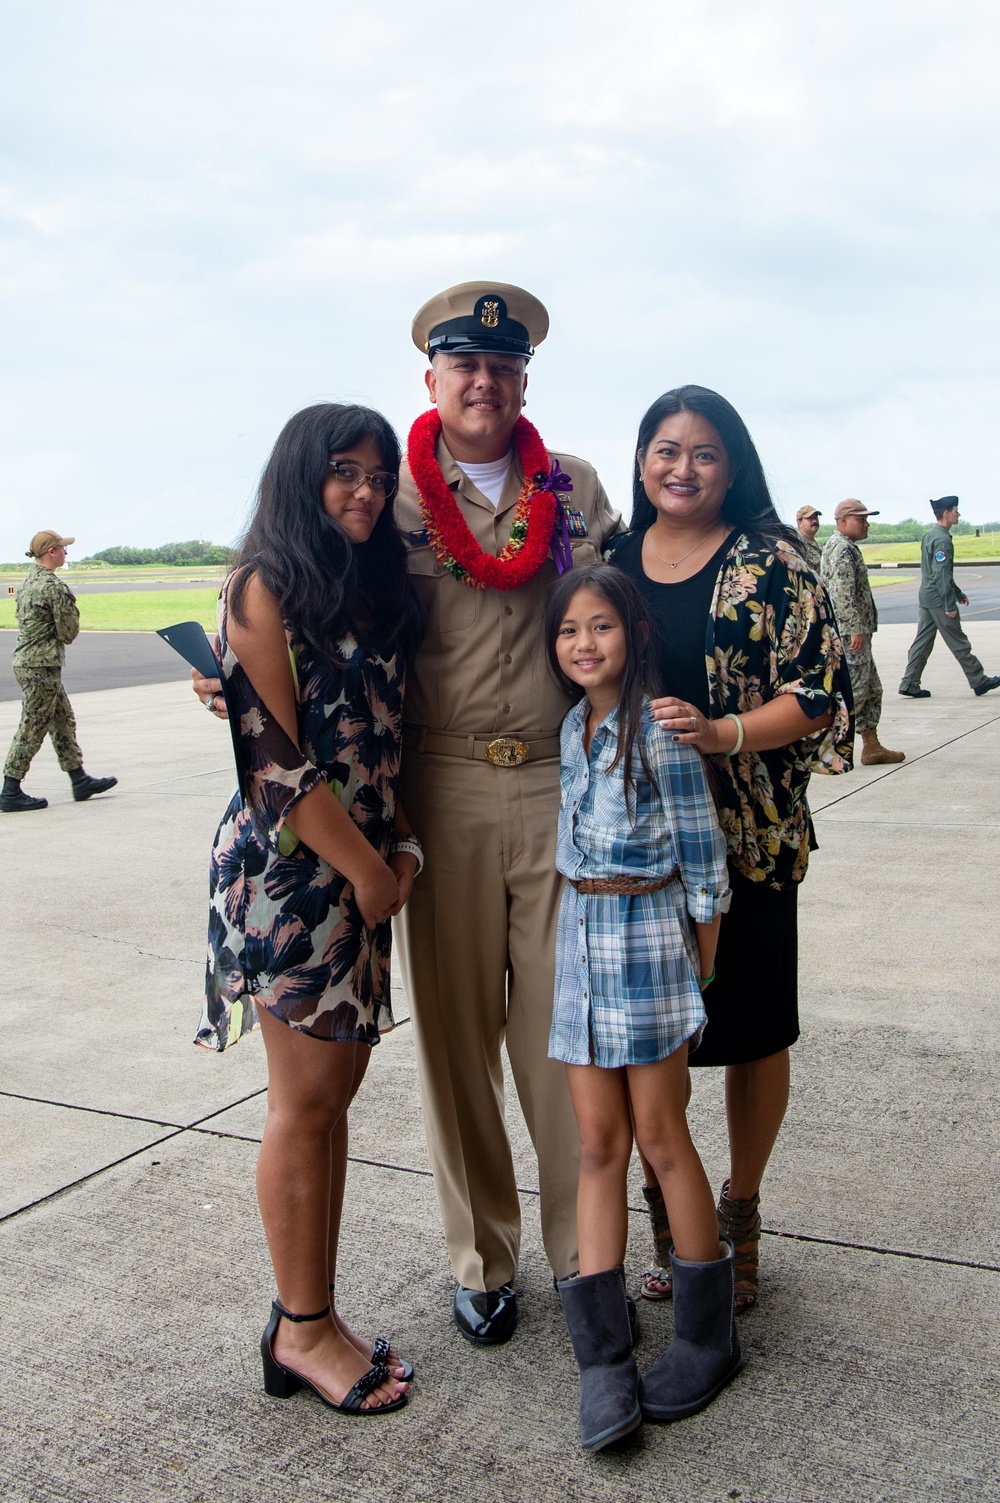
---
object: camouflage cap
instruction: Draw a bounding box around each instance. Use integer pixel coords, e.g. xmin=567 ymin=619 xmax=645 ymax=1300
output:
xmin=27 ymin=530 xmax=75 ymax=558
xmin=796 ymin=506 xmax=821 ymax=522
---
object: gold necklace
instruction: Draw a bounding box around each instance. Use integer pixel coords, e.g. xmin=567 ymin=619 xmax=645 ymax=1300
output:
xmin=646 ymin=522 xmax=722 ymax=571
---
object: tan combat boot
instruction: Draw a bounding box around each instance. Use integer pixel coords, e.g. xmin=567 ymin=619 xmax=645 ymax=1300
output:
xmin=860 ymin=729 xmax=905 ymax=765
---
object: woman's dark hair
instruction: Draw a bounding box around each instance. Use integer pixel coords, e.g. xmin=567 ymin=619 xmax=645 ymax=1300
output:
xmin=229 ymin=403 xmax=423 ymax=664
xmin=544 ymin=562 xmax=662 ymax=809
xmin=630 ymin=385 xmax=800 ymax=551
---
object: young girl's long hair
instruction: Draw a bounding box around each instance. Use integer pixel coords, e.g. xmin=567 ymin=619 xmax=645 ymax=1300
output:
xmin=544 ymin=563 xmax=662 ymax=807
xmin=630 ymin=385 xmax=801 ymax=554
xmin=229 ymin=403 xmax=423 ymax=665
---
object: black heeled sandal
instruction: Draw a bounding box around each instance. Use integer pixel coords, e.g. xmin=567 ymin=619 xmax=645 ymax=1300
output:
xmin=261 ymin=1300 xmax=408 ymax=1415
xmin=329 ymin=1282 xmax=414 ymax=1383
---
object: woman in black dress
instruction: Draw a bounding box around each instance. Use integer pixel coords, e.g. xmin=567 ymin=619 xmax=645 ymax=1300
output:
xmin=607 ymin=385 xmax=854 ymax=1311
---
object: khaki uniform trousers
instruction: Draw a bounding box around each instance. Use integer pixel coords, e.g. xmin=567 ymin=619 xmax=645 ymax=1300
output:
xmin=395 ymin=749 xmax=580 ymax=1291
xmin=4 ymin=666 xmax=83 ymax=781
xmin=844 ymin=642 xmax=883 ymax=734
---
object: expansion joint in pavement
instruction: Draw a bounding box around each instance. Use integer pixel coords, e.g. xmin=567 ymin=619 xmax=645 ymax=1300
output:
xmin=812 ymin=709 xmax=1000 ymax=817
xmin=4 ymin=1082 xmax=999 ymax=1280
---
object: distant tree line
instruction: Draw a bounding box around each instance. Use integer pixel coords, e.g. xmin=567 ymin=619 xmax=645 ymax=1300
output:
xmin=77 ymin=540 xmax=232 ymax=565
xmin=816 ymin=518 xmax=1000 ymax=543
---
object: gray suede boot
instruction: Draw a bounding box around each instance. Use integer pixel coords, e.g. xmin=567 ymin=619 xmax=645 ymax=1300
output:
xmin=558 ymin=1266 xmax=642 ymax=1451
xmin=640 ymin=1240 xmax=745 ymax=1421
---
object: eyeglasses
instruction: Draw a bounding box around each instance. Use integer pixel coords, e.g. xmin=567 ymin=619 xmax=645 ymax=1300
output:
xmin=327 ymin=460 xmax=398 ymax=500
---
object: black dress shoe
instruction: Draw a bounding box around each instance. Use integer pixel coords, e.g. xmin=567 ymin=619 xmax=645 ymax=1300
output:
xmin=974 ymin=676 xmax=1000 ymax=697
xmin=453 ymin=1283 xmax=517 ymax=1345
xmin=898 ymin=686 xmax=931 ymax=698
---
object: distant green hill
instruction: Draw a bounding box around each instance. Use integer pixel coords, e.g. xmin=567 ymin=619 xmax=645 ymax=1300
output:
xmin=77 ymin=540 xmax=232 ymax=566
xmin=815 ymin=518 xmax=1000 ymax=544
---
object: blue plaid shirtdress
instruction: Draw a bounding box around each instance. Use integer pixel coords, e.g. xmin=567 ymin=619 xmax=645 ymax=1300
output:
xmin=549 ymin=701 xmax=730 ymax=1068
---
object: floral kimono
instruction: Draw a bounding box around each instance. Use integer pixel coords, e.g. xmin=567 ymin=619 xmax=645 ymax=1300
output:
xmin=705 ymin=533 xmax=854 ymax=886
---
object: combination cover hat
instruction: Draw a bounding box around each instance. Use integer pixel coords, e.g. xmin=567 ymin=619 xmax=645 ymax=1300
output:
xmin=796 ymin=505 xmax=821 ymax=521
xmin=412 ymin=281 xmax=549 ymax=360
xmin=27 ymin=530 xmax=74 ymax=558
xmin=833 ymin=500 xmax=880 ymax=520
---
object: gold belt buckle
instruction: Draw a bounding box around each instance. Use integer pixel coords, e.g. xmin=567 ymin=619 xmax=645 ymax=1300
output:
xmin=486 ymin=736 xmax=529 ymax=767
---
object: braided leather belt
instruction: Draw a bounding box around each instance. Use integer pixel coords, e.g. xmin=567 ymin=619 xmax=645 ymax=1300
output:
xmin=569 ymin=867 xmax=679 ymax=895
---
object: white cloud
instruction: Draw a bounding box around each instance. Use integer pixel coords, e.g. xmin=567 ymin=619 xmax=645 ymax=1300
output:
xmin=2 ymin=0 xmax=999 ymax=561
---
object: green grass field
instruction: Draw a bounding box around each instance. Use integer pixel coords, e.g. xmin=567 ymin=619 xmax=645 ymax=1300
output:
xmin=861 ymin=534 xmax=1000 ymax=563
xmin=0 ymin=588 xmax=219 ymax=632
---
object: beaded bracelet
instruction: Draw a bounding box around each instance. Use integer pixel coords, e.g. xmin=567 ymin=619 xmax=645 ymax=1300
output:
xmin=724 ymin=713 xmax=745 ymax=754
xmin=390 ymin=836 xmax=424 ymax=876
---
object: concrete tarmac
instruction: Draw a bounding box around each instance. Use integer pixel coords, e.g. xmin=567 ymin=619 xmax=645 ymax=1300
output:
xmin=1 ymin=624 xmax=998 ymax=1502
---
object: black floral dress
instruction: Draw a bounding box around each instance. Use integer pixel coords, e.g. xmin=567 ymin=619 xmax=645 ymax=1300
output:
xmin=197 ymin=580 xmax=404 ymax=1051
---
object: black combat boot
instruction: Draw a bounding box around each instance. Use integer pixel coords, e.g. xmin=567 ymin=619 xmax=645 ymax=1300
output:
xmin=0 ymin=776 xmax=47 ymax=812
xmin=68 ymin=767 xmax=118 ymax=801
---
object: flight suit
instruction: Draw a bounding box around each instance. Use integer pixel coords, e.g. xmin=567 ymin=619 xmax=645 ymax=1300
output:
xmin=899 ymin=523 xmax=989 ymax=693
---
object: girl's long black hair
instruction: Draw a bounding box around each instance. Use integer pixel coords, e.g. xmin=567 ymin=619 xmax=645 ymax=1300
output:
xmin=630 ymin=385 xmax=801 ymax=553
xmin=544 ymin=562 xmax=662 ymax=808
xmin=229 ymin=403 xmax=423 ymax=664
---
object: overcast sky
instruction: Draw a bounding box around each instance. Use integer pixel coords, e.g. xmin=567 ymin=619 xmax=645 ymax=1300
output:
xmin=2 ymin=0 xmax=998 ymax=561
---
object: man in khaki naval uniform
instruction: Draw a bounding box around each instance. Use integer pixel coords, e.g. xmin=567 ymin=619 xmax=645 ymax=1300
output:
xmin=395 ymin=283 xmax=621 ymax=1343
xmin=821 ymin=499 xmax=904 ymax=766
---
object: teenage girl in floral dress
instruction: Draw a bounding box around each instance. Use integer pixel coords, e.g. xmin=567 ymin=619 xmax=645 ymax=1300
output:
xmin=200 ymin=403 xmax=423 ymax=1416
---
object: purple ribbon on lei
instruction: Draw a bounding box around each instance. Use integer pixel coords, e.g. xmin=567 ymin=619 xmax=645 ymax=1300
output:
xmin=539 ymin=459 xmax=575 ymax=574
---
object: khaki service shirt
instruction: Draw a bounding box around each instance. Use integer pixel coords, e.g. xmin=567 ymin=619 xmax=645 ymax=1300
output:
xmin=396 ymin=436 xmax=622 ymax=738
xmin=11 ymin=563 xmax=80 ymax=668
xmin=821 ymin=532 xmax=877 ymax=639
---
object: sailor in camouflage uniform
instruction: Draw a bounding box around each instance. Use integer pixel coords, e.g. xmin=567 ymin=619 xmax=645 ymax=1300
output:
xmin=821 ymin=500 xmax=905 ymax=765
xmin=1 ymin=530 xmax=117 ymax=813
xmin=898 ymin=496 xmax=1000 ymax=699
xmin=795 ymin=505 xmax=823 ymax=571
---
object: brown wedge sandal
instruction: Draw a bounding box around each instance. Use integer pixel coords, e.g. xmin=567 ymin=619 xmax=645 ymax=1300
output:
xmin=640 ymin=1183 xmax=674 ymax=1301
xmin=716 ymin=1179 xmax=761 ymax=1314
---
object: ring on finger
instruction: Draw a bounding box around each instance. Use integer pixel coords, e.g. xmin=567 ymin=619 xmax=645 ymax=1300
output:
xmin=690 ymin=714 xmax=696 ymax=729
xmin=206 ymin=694 xmax=217 ymax=713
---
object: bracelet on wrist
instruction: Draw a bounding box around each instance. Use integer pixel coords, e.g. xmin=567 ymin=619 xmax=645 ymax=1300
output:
xmin=390 ymin=835 xmax=424 ymax=876
xmin=699 ymin=966 xmax=716 ymax=988
xmin=724 ymin=712 xmax=745 ymax=754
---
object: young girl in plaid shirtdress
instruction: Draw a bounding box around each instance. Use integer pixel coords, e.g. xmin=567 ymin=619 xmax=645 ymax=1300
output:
xmin=544 ymin=564 xmax=743 ymax=1451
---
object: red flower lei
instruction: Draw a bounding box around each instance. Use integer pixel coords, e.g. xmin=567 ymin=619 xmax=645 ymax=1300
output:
xmin=407 ymin=409 xmax=560 ymax=590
